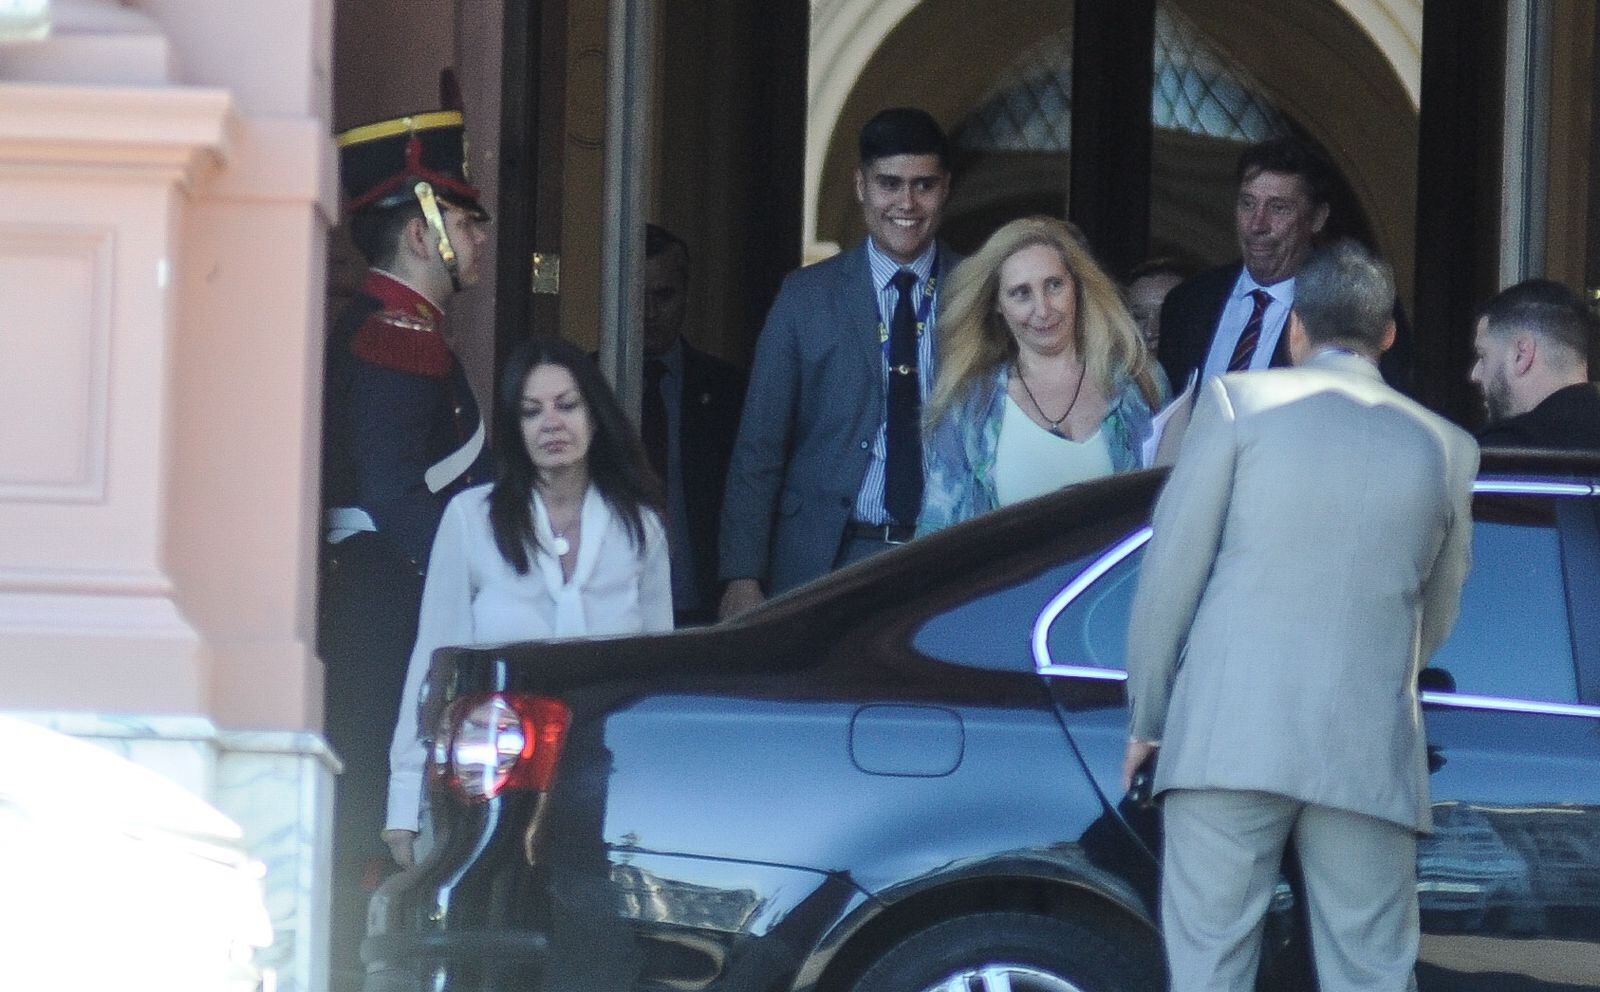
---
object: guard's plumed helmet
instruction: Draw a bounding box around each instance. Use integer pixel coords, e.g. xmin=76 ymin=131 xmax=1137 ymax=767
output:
xmin=337 ymin=109 xmax=488 ymax=220
xmin=337 ymin=109 xmax=489 ymax=290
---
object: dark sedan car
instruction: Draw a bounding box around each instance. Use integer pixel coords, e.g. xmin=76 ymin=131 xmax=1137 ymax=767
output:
xmin=365 ymin=451 xmax=1600 ymax=992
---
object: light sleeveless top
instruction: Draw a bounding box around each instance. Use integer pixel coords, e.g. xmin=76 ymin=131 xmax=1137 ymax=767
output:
xmin=993 ymin=395 xmax=1114 ymax=506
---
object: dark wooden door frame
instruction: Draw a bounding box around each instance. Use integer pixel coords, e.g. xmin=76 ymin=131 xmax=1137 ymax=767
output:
xmin=1413 ymin=1 xmax=1506 ymax=425
xmin=495 ymin=0 xmax=568 ymax=373
xmin=1067 ymin=0 xmax=1156 ymax=281
xmin=1587 ymin=10 xmax=1600 ymax=316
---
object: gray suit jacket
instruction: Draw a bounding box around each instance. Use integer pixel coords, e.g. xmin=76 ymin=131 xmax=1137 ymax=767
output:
xmin=720 ymin=240 xmax=960 ymax=595
xmin=1125 ymin=351 xmax=1477 ymax=832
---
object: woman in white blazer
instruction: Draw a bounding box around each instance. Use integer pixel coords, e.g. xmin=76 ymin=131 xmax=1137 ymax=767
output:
xmin=382 ymin=336 xmax=672 ymax=866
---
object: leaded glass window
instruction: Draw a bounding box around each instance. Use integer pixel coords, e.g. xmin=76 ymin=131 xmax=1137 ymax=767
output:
xmin=957 ymin=4 xmax=1287 ymax=154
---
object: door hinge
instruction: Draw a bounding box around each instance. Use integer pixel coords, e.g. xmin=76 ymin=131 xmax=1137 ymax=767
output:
xmin=531 ymin=252 xmax=561 ymax=295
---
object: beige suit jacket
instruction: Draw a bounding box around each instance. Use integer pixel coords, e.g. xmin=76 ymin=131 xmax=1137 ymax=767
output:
xmin=1125 ymin=350 xmax=1477 ymax=832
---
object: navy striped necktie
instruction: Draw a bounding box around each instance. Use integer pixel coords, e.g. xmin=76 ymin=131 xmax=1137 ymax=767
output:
xmin=1228 ymin=288 xmax=1274 ymax=372
xmin=885 ymin=270 xmax=922 ymax=525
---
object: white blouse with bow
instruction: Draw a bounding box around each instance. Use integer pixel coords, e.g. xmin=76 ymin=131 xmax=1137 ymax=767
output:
xmin=385 ymin=482 xmax=672 ymax=833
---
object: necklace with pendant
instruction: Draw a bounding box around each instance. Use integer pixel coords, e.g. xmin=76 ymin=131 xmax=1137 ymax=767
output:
xmin=1015 ymin=357 xmax=1086 ymax=438
xmin=546 ymin=510 xmax=579 ymax=556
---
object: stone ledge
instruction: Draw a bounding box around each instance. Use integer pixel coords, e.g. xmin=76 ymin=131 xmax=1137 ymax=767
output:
xmin=200 ymin=114 xmax=337 ymax=216
xmin=0 ymin=81 xmax=235 ymax=183
xmin=10 ymin=708 xmax=340 ymax=771
xmin=8 ymin=708 xmax=338 ymax=992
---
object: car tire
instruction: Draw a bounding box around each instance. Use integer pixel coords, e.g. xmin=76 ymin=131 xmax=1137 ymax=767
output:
xmin=849 ymin=911 xmax=1156 ymax=992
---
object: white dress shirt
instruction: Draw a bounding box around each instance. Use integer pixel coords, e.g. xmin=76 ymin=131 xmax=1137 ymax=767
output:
xmin=1199 ymin=270 xmax=1297 ymax=381
xmin=385 ymin=483 xmax=672 ymax=832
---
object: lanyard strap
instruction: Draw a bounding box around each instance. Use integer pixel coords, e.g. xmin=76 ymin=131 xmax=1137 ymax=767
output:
xmin=877 ymin=251 xmax=939 ymax=347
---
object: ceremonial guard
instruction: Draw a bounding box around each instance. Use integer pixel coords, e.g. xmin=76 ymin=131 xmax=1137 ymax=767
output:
xmin=318 ymin=107 xmax=492 ymax=990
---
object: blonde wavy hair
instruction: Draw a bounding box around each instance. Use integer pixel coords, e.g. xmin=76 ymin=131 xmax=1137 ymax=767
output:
xmin=927 ymin=215 xmax=1161 ymax=426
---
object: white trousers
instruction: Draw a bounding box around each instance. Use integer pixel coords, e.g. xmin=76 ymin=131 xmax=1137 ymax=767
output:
xmin=1161 ymin=789 xmax=1419 ymax=992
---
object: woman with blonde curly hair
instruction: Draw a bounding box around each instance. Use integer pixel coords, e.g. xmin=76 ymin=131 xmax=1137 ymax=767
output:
xmin=917 ymin=215 xmax=1166 ymax=533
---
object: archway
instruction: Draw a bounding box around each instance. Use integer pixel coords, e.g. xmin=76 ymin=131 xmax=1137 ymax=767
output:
xmin=810 ymin=0 xmax=1419 ymax=302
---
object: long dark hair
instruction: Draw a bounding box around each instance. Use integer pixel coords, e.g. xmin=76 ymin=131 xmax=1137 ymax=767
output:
xmin=488 ymin=336 xmax=663 ymax=574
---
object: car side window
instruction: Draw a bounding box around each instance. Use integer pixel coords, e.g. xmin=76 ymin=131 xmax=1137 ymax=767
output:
xmin=1427 ymin=494 xmax=1579 ymax=704
xmin=1043 ymin=540 xmax=1145 ymax=672
xmin=912 ymin=557 xmax=1092 ymax=671
xmin=1039 ymin=494 xmax=1586 ymax=706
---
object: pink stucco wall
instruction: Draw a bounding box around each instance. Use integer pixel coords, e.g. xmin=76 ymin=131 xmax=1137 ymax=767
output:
xmin=0 ymin=0 xmax=334 ymax=731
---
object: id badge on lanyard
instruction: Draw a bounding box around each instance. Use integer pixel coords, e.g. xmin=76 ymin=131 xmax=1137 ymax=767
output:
xmin=876 ymin=256 xmax=940 ymax=356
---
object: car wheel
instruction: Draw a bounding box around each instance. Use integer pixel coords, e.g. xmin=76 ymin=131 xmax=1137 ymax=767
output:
xmin=849 ymin=911 xmax=1156 ymax=992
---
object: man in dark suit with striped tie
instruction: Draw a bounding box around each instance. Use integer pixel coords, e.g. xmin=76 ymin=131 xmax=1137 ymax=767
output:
xmin=1158 ymin=136 xmax=1411 ymax=395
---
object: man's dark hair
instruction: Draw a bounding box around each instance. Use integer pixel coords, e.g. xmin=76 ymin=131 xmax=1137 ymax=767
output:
xmin=859 ymin=107 xmax=950 ymax=170
xmin=1477 ymin=279 xmax=1593 ymax=362
xmin=1236 ymin=135 xmax=1335 ymax=207
xmin=1293 ymin=239 xmax=1395 ymax=351
xmin=645 ymin=223 xmax=690 ymax=263
xmin=348 ymin=202 xmax=423 ymax=268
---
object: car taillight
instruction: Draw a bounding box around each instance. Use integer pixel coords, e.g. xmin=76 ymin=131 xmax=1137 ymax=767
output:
xmin=438 ymin=693 xmax=570 ymax=802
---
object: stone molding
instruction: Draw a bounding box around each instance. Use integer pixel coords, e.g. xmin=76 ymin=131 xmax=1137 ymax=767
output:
xmin=0 ymin=79 xmax=235 ymax=715
xmin=0 ymin=81 xmax=234 ymax=184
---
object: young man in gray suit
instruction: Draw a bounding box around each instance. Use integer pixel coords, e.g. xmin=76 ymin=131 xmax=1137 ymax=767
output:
xmin=719 ymin=107 xmax=960 ymax=618
xmin=1124 ymin=240 xmax=1477 ymax=992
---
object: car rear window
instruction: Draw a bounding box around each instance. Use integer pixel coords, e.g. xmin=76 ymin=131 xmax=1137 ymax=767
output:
xmin=1043 ymin=542 xmax=1143 ymax=673
xmin=912 ymin=556 xmax=1093 ymax=671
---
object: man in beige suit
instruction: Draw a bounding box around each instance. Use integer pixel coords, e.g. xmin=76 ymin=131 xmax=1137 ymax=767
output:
xmin=1123 ymin=240 xmax=1477 ymax=992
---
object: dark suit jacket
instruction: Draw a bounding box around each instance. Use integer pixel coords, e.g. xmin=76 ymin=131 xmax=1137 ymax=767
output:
xmin=720 ymin=240 xmax=961 ymax=594
xmin=1477 ymin=382 xmax=1600 ymax=450
xmin=675 ymin=342 xmax=747 ymax=602
xmin=1158 ymin=262 xmax=1414 ymax=395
